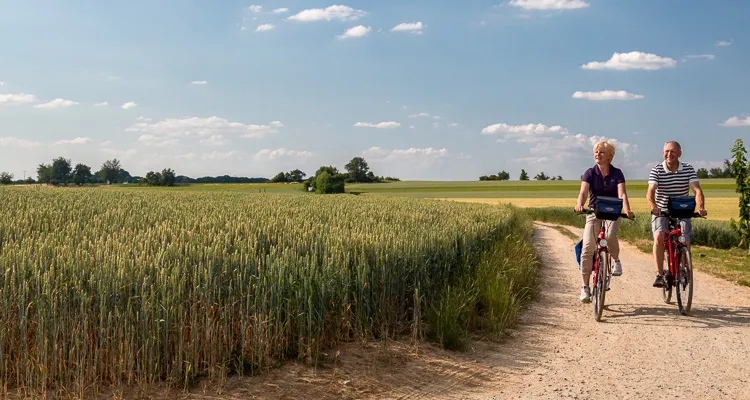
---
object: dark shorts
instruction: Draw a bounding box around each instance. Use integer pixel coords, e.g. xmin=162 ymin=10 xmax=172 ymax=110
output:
xmin=651 ymin=215 xmax=692 ymax=242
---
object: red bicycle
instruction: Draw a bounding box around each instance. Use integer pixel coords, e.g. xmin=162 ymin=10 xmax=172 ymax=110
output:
xmin=577 ymin=207 xmax=634 ymax=322
xmin=657 ymin=208 xmax=706 ymax=316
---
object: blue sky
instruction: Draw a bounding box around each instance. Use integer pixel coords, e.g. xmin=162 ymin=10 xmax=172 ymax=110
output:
xmin=1 ymin=0 xmax=748 ymax=181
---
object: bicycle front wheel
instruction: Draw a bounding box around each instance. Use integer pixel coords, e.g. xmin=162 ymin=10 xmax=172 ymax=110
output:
xmin=593 ymin=250 xmax=608 ymax=322
xmin=676 ymin=247 xmax=694 ymax=315
xmin=661 ymin=248 xmax=672 ymax=304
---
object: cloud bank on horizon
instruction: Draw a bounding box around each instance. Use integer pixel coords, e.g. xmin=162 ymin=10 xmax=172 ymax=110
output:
xmin=0 ymin=0 xmax=748 ymax=181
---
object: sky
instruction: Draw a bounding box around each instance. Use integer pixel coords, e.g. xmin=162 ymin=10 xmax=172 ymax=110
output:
xmin=1 ymin=0 xmax=749 ymax=181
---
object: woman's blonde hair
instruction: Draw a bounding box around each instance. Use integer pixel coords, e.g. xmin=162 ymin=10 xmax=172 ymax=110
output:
xmin=593 ymin=141 xmax=615 ymax=162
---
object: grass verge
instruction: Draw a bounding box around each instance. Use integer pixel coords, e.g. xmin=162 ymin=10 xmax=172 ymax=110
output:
xmin=425 ymin=207 xmax=540 ymax=350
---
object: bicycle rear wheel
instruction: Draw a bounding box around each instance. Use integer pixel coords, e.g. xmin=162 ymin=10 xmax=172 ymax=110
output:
xmin=676 ymin=247 xmax=694 ymax=315
xmin=593 ymin=250 xmax=608 ymax=322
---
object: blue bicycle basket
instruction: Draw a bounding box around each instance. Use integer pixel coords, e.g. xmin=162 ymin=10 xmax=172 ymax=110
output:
xmin=574 ymin=240 xmax=583 ymax=269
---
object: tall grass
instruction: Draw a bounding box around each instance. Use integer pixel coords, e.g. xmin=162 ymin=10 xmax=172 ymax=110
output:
xmin=0 ymin=186 xmax=538 ymax=397
xmin=525 ymin=207 xmax=740 ymax=249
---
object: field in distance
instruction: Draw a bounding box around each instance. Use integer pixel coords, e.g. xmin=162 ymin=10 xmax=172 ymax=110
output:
xmin=114 ymin=179 xmax=739 ymax=220
xmin=346 ymin=179 xmax=739 ymax=219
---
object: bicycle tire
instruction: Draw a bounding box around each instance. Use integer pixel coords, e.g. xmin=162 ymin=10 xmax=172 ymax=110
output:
xmin=676 ymin=247 xmax=694 ymax=315
xmin=661 ymin=248 xmax=672 ymax=304
xmin=593 ymin=250 xmax=608 ymax=322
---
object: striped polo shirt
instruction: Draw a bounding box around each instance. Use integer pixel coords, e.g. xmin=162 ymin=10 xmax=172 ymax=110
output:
xmin=648 ymin=161 xmax=699 ymax=211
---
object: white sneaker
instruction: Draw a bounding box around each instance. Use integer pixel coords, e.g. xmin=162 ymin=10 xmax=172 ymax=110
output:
xmin=613 ymin=259 xmax=622 ymax=276
xmin=580 ymin=286 xmax=591 ymax=303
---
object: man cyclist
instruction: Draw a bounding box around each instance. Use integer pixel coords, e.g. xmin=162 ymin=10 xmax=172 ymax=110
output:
xmin=647 ymin=140 xmax=707 ymax=288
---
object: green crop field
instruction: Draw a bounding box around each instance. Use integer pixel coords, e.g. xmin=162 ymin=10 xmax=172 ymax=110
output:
xmin=0 ymin=186 xmax=538 ymax=397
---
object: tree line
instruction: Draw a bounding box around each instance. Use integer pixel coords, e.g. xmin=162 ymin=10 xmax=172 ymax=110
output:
xmin=696 ymin=159 xmax=734 ymax=179
xmin=480 ymin=169 xmax=563 ymax=181
xmin=0 ymin=155 xmax=399 ymax=194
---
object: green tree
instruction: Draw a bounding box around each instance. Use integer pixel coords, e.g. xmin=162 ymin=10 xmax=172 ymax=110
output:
xmin=519 ymin=169 xmax=529 ymax=181
xmin=534 ymin=171 xmax=549 ymax=180
xmin=0 ymin=172 xmax=13 ymax=185
xmin=696 ymin=168 xmax=709 ymax=179
xmin=288 ymin=169 xmax=306 ymax=183
xmin=98 ymin=159 xmax=123 ymax=184
xmin=729 ymin=139 xmax=750 ymax=251
xmin=144 ymin=171 xmax=162 ymax=186
xmin=51 ymin=157 xmax=73 ymax=184
xmin=557 ymin=175 xmax=563 ymax=180
xmin=72 ymin=163 xmax=93 ymax=185
xmin=37 ymin=163 xmax=52 ymax=184
xmin=161 ymin=168 xmax=176 ymax=186
xmin=315 ymin=171 xmax=345 ymax=194
xmin=270 ymin=172 xmax=288 ymax=183
xmin=497 ymin=170 xmax=510 ymax=180
xmin=345 ymin=157 xmax=370 ymax=182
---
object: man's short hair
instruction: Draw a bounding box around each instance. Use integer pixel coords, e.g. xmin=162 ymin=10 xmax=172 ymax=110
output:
xmin=665 ymin=140 xmax=681 ymax=151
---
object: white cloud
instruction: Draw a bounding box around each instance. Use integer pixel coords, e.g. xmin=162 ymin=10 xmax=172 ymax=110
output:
xmin=138 ymin=134 xmax=180 ymax=147
xmin=581 ymin=51 xmax=677 ymax=71
xmin=353 ymin=121 xmax=400 ymax=128
xmin=249 ymin=5 xmax=262 ymax=13
xmin=409 ymin=112 xmax=431 ymax=118
xmin=432 ymin=122 xmax=440 ymax=128
xmin=572 ymin=90 xmax=644 ymax=101
xmin=136 ymin=116 xmax=153 ymax=122
xmin=481 ymin=122 xmax=566 ymax=137
xmin=254 ymin=148 xmax=314 ymax=160
xmin=716 ymin=40 xmax=731 ymax=47
xmin=683 ymin=54 xmax=715 ymax=61
xmin=93 ymin=101 xmax=109 ymax=107
xmin=191 ymin=80 xmax=208 ymax=85
xmin=33 ymin=98 xmax=79 ymax=109
xmin=0 ymin=136 xmax=43 ymax=147
xmin=448 ymin=123 xmax=459 ymax=127
xmin=126 ymin=116 xmax=283 ymax=139
xmin=100 ymin=140 xmax=112 ymax=146
xmin=362 ymin=147 xmax=450 ymax=170
xmin=272 ymin=8 xmax=289 ymax=14
xmin=54 ymin=137 xmax=92 ymax=145
xmin=198 ymin=135 xmax=226 ymax=146
xmin=288 ymin=5 xmax=366 ymax=22
xmin=392 ymin=22 xmax=424 ymax=34
xmin=509 ymin=0 xmax=590 ymax=10
xmin=719 ymin=116 xmax=750 ymax=127
xmin=0 ymin=81 xmax=4 ymax=86
xmin=256 ymin=24 xmax=275 ymax=32
xmin=337 ymin=25 xmax=371 ymax=39
xmin=201 ymin=151 xmax=238 ymax=160
xmin=0 ymin=93 xmax=38 ymax=105
xmin=121 ymin=102 xmax=138 ymax=109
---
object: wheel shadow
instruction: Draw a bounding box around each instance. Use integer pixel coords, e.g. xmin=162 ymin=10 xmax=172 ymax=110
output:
xmin=600 ymin=303 xmax=750 ymax=328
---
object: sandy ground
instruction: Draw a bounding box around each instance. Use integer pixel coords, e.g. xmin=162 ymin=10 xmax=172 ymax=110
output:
xmin=118 ymin=223 xmax=750 ymax=400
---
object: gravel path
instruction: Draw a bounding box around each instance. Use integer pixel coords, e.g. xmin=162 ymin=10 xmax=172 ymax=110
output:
xmin=470 ymin=223 xmax=750 ymax=400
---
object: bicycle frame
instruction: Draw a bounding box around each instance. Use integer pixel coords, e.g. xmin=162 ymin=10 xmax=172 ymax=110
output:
xmin=662 ymin=217 xmax=686 ymax=287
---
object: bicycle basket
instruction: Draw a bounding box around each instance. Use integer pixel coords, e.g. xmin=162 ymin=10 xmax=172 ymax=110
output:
xmin=594 ymin=196 xmax=623 ymax=221
xmin=667 ymin=195 xmax=696 ymax=218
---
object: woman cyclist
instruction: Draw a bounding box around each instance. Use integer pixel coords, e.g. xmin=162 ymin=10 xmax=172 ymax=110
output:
xmin=574 ymin=141 xmax=634 ymax=303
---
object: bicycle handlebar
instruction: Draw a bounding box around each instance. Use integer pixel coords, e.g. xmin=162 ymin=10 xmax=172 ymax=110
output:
xmin=575 ymin=209 xmax=635 ymax=220
xmin=651 ymin=210 xmax=707 ymax=219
